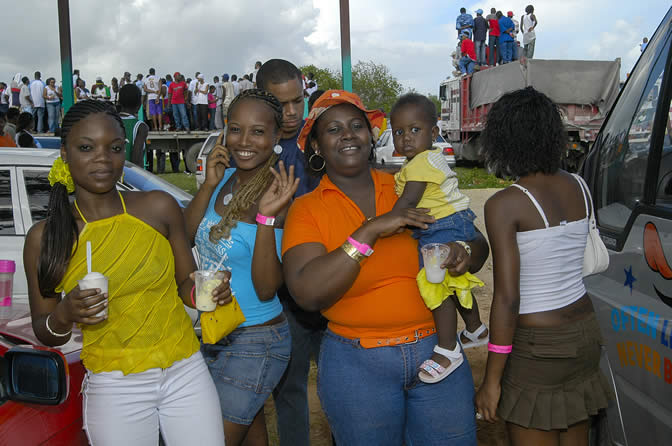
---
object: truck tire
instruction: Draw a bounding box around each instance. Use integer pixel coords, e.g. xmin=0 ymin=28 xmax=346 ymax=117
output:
xmin=185 ymin=143 xmax=201 ymax=174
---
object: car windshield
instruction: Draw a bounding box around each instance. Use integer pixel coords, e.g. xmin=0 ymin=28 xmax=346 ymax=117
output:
xmin=122 ymin=163 xmax=193 ymax=207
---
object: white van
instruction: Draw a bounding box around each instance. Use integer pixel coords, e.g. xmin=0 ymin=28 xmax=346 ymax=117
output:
xmin=583 ymin=6 xmax=672 ymax=445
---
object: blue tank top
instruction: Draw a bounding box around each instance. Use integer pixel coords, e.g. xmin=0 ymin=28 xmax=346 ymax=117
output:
xmin=195 ymin=169 xmax=283 ymax=326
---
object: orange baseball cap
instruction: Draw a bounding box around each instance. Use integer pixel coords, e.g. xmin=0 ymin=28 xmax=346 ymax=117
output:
xmin=297 ymin=90 xmax=386 ymax=152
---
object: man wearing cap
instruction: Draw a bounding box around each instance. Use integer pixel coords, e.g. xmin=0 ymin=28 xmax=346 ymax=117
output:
xmin=455 ymin=7 xmax=474 ymax=39
xmin=473 ymin=9 xmax=488 ymax=66
xmin=498 ymin=11 xmax=515 ymax=63
xmin=255 ymin=58 xmax=322 ymax=446
xmin=458 ymin=31 xmax=477 ymax=74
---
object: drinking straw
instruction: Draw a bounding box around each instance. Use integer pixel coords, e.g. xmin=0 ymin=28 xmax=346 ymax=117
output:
xmin=213 ymin=254 xmax=226 ymax=272
xmin=86 ymin=241 xmax=92 ymax=274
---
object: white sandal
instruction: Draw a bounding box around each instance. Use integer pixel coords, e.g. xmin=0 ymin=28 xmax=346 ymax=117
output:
xmin=418 ymin=344 xmax=464 ymax=384
xmin=458 ymin=323 xmax=489 ymax=349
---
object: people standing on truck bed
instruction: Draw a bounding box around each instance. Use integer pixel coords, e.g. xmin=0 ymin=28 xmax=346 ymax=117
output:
xmin=168 ymin=72 xmax=189 ymax=132
xmin=144 ymin=68 xmax=161 ymax=132
xmin=473 ymin=9 xmax=488 ymax=66
xmin=486 ymin=8 xmax=500 ymax=66
xmin=456 ymin=7 xmax=474 ymax=39
xmin=195 ymin=74 xmax=210 ymax=131
xmin=522 ymin=5 xmax=538 ymax=59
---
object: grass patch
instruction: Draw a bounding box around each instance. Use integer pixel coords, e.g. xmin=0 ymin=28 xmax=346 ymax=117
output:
xmin=455 ymin=167 xmax=512 ymax=189
xmin=156 ymin=160 xmax=198 ymax=195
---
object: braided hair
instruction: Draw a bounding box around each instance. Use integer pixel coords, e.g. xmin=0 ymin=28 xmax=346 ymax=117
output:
xmin=209 ymin=89 xmax=283 ymax=242
xmin=38 ymin=100 xmax=124 ymax=297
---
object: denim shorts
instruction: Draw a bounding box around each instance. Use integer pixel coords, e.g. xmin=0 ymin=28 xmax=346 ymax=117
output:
xmin=317 ymin=330 xmax=477 ymax=445
xmin=413 ymin=209 xmax=477 ymax=267
xmin=201 ymin=317 xmax=291 ymax=425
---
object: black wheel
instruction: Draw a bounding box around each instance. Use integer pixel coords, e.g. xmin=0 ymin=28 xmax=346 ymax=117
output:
xmin=185 ymin=142 xmax=201 ymax=173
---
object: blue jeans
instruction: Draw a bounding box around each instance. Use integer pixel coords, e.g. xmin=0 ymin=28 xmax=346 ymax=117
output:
xmin=272 ymin=305 xmax=324 ymax=446
xmin=0 ymin=104 xmax=8 ymax=114
xmin=172 ymin=103 xmax=189 ymax=130
xmin=33 ymin=106 xmax=45 ymax=132
xmin=208 ymin=108 xmax=216 ymax=130
xmin=501 ymin=40 xmax=513 ymax=63
xmin=474 ymin=40 xmax=486 ymax=65
xmin=191 ymin=104 xmax=198 ymax=129
xmin=458 ymin=56 xmax=476 ymax=74
xmin=413 ymin=209 xmax=477 ymax=267
xmin=201 ymin=318 xmax=291 ymax=425
xmin=46 ymin=102 xmax=60 ymax=132
xmin=318 ymin=330 xmax=477 ymax=445
xmin=488 ymin=35 xmax=498 ymax=65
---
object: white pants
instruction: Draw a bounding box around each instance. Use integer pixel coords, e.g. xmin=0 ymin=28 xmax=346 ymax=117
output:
xmin=82 ymin=351 xmax=225 ymax=445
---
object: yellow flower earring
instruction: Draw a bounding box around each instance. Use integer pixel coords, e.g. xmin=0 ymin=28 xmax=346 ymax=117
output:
xmin=48 ymin=157 xmax=75 ymax=193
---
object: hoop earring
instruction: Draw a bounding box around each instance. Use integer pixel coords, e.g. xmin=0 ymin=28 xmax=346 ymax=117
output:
xmin=308 ymin=153 xmax=326 ymax=172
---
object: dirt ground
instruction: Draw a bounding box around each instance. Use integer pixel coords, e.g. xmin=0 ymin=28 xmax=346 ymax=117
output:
xmin=264 ymin=188 xmax=510 ymax=445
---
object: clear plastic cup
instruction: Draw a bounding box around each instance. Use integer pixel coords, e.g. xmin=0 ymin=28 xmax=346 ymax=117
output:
xmin=194 ymin=270 xmax=226 ymax=312
xmin=78 ymin=272 xmax=109 ymax=318
xmin=421 ymin=243 xmax=451 ymax=283
xmin=0 ymin=260 xmax=16 ymax=307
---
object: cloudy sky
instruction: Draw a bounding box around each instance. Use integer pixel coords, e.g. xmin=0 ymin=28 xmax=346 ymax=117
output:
xmin=1 ymin=0 xmax=669 ymax=100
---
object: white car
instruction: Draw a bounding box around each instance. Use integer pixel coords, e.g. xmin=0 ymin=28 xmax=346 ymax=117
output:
xmin=1 ymin=149 xmax=193 ymax=305
xmin=375 ymin=129 xmax=457 ymax=168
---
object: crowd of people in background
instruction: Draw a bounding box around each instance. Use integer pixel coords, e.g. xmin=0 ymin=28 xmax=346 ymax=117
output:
xmin=455 ymin=4 xmax=538 ymax=75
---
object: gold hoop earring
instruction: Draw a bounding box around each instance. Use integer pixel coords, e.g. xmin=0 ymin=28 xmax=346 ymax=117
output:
xmin=308 ymin=153 xmax=326 ymax=172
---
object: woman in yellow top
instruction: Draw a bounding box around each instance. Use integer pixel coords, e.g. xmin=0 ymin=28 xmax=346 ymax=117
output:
xmin=390 ymin=93 xmax=489 ymax=384
xmin=23 ymin=100 xmax=228 ymax=445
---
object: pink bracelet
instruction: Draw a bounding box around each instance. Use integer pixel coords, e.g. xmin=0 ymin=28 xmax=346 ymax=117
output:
xmin=487 ymin=343 xmax=512 ymax=354
xmin=190 ymin=285 xmax=196 ymax=307
xmin=255 ymin=213 xmax=276 ymax=226
xmin=347 ymin=237 xmax=374 ymax=256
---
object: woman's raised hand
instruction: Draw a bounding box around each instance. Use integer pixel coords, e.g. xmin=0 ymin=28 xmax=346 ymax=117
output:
xmin=258 ymin=161 xmax=300 ymax=217
xmin=55 ymin=286 xmax=108 ymax=326
xmin=204 ymin=132 xmax=230 ymax=188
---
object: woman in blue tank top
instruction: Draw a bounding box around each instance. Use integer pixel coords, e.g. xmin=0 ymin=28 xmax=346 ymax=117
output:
xmin=475 ymin=87 xmax=611 ymax=446
xmin=185 ymin=89 xmax=298 ymax=445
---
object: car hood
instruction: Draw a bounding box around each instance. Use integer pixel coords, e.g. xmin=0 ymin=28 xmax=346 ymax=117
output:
xmin=0 ymin=304 xmax=82 ymax=356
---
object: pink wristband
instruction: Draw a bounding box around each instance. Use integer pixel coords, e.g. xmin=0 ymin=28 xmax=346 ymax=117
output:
xmin=487 ymin=343 xmax=512 ymax=354
xmin=255 ymin=213 xmax=276 ymax=226
xmin=190 ymin=285 xmax=196 ymax=307
xmin=347 ymin=237 xmax=374 ymax=256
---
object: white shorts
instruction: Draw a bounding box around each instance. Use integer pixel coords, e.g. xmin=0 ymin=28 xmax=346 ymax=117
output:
xmin=82 ymin=351 xmax=225 ymax=446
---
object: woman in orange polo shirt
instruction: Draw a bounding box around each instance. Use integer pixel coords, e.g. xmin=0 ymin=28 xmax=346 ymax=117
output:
xmin=282 ymin=91 xmax=490 ymax=445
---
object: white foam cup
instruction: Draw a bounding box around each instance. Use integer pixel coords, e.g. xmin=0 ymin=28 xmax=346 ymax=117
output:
xmin=78 ymin=272 xmax=109 ymax=318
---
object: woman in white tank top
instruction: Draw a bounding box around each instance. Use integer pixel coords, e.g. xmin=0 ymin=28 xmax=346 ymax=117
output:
xmin=474 ymin=87 xmax=611 ymax=445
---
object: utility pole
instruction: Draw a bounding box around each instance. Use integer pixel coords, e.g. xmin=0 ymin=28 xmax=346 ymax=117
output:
xmin=58 ymin=0 xmax=74 ymax=113
xmin=339 ymin=0 xmax=352 ymax=92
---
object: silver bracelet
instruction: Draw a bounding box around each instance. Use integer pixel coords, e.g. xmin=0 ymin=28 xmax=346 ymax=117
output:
xmin=45 ymin=313 xmax=72 ymax=337
xmin=455 ymin=240 xmax=472 ymax=256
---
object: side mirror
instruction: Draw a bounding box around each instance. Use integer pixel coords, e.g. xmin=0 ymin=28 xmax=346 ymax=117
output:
xmin=3 ymin=346 xmax=69 ymax=405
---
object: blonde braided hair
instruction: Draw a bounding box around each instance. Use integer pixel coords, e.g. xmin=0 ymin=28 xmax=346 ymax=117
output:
xmin=209 ymin=89 xmax=283 ymax=242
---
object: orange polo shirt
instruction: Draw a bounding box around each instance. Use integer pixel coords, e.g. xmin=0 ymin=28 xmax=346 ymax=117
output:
xmin=0 ymin=134 xmax=16 ymax=147
xmin=282 ymin=169 xmax=434 ymax=341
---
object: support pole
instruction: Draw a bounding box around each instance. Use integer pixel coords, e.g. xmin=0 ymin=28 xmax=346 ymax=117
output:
xmin=339 ymin=0 xmax=352 ymax=92
xmin=58 ymin=0 xmax=74 ymax=113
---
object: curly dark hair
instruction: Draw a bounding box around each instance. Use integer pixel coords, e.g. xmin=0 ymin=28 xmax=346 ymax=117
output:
xmin=390 ymin=93 xmax=437 ymax=127
xmin=481 ymin=87 xmax=566 ymax=179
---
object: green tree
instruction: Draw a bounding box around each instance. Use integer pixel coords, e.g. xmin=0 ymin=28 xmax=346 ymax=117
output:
xmin=427 ymin=94 xmax=441 ymax=116
xmin=352 ymin=60 xmax=403 ymax=113
xmin=299 ymin=64 xmax=341 ymax=91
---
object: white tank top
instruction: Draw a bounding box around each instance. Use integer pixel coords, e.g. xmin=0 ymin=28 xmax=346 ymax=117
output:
xmin=522 ymin=13 xmax=536 ymax=43
xmin=513 ymin=174 xmax=588 ymax=314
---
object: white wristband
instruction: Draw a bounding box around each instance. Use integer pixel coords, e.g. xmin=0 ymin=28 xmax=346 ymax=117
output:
xmin=45 ymin=313 xmax=72 ymax=337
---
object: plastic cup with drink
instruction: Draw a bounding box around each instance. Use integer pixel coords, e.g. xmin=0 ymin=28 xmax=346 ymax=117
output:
xmin=78 ymin=241 xmax=108 ymax=318
xmin=421 ymin=243 xmax=451 ymax=283
xmin=194 ymin=270 xmax=227 ymax=312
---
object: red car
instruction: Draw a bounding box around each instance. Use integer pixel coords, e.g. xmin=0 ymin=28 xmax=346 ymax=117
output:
xmin=0 ymin=303 xmax=88 ymax=445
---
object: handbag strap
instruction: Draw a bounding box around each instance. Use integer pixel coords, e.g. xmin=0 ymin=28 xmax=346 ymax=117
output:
xmin=572 ymin=174 xmax=596 ymax=228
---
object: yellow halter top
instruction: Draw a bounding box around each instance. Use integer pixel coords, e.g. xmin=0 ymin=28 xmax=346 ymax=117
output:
xmin=56 ymin=193 xmax=200 ymax=375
